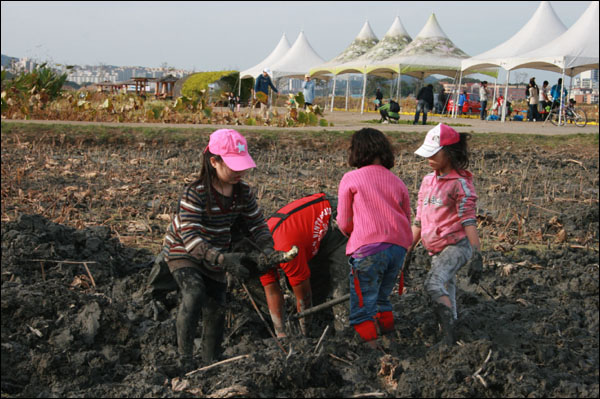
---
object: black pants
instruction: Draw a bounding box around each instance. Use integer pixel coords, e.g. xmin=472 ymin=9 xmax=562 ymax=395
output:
xmin=380 ymin=109 xmax=398 ymax=122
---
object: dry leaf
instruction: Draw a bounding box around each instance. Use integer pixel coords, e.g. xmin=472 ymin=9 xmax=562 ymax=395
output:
xmin=555 ymin=229 xmax=567 ymax=243
xmin=171 ymin=377 xmax=189 ymax=392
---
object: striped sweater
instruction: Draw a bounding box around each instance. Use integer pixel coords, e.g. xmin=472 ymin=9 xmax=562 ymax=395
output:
xmin=163 ymin=180 xmax=274 ymax=281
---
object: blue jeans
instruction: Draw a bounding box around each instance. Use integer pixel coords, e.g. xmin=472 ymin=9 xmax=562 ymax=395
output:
xmin=480 ymin=100 xmax=488 ymax=120
xmin=348 ymin=245 xmax=406 ymax=326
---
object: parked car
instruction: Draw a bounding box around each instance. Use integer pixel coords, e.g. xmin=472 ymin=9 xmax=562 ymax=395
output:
xmin=447 ymin=93 xmax=481 ymax=114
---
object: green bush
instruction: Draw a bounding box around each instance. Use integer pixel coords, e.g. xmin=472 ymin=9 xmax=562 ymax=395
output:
xmin=319 ymin=118 xmax=328 ymax=127
xmin=297 ymin=111 xmax=308 ymax=124
xmin=245 ymin=117 xmax=256 ymax=126
xmin=308 ymin=112 xmax=318 ymax=126
xmin=182 ymin=71 xmax=237 ymax=100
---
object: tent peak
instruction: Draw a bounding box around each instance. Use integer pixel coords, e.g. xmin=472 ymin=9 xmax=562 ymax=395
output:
xmin=415 ymin=13 xmax=448 ymax=39
xmin=356 ymin=20 xmax=378 ymax=41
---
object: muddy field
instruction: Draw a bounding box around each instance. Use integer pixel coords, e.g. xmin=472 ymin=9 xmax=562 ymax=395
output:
xmin=1 ymin=123 xmax=598 ymax=397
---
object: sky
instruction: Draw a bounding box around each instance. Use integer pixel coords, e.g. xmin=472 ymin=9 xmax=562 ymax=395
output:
xmin=0 ymin=1 xmax=594 ymax=84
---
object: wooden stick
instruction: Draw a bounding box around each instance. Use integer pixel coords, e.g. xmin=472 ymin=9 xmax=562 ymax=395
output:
xmin=351 ymin=392 xmax=385 ymax=398
xmin=39 ymin=261 xmax=45 ymax=281
xmin=527 ymin=203 xmax=561 ymax=215
xmin=185 ymin=354 xmax=249 ymax=377
xmin=238 ymin=280 xmax=287 ymax=355
xmin=26 ymin=259 xmax=98 ymax=264
xmin=314 ymin=325 xmax=329 ymax=354
xmin=329 ymin=353 xmax=352 ymax=366
xmin=82 ymin=262 xmax=96 ymax=288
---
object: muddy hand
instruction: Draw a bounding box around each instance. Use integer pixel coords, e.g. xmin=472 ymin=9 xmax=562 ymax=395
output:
xmin=253 ymin=246 xmax=299 ymax=274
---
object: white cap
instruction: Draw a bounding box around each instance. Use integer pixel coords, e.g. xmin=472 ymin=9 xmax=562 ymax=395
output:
xmin=263 ymin=68 xmax=272 ymax=76
xmin=414 ymin=123 xmax=460 ymax=158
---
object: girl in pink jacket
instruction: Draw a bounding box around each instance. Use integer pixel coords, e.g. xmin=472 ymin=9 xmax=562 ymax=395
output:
xmin=411 ymin=123 xmax=483 ymax=346
xmin=337 ymin=128 xmax=412 ymax=346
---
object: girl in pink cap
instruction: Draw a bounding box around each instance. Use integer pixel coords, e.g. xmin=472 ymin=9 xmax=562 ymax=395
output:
xmin=411 ymin=123 xmax=483 ymax=346
xmin=159 ymin=129 xmax=278 ymax=370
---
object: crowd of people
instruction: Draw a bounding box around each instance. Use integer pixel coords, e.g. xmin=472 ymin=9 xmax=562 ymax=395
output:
xmin=147 ymin=122 xmax=483 ymax=372
xmin=240 ymin=69 xmax=571 ymax=126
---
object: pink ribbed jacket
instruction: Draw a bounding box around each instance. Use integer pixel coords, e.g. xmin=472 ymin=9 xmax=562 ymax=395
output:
xmin=337 ymin=165 xmax=412 ymax=255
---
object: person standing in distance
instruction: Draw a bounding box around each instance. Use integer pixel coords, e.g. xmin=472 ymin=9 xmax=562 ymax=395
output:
xmin=254 ymin=68 xmax=278 ymax=119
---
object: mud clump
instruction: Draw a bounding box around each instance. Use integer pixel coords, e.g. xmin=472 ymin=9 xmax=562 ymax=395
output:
xmin=1 ymin=213 xmax=597 ymax=397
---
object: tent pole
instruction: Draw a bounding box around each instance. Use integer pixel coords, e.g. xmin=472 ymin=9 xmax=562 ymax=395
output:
xmin=397 ymin=66 xmax=401 ymax=103
xmin=345 ymin=75 xmax=349 ymax=111
xmin=501 ymin=70 xmax=510 ymax=123
xmin=360 ymin=70 xmax=367 ymax=114
xmin=492 ymin=78 xmax=497 ymax=116
xmin=558 ymin=68 xmax=565 ymax=125
xmin=330 ymin=75 xmax=337 ymax=112
xmin=454 ymin=71 xmax=463 ymax=119
xmin=238 ymin=75 xmax=241 ymax=97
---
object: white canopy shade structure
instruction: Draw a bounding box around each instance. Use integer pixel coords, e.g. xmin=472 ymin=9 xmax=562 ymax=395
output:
xmin=507 ymin=1 xmax=599 ymax=76
xmin=321 ymin=16 xmax=413 ymax=113
xmin=239 ymin=33 xmax=291 ymax=80
xmin=334 ymin=16 xmax=412 ymax=77
xmin=506 ymin=1 xmax=599 ymax=125
xmin=310 ymin=20 xmax=379 ymax=78
xmin=269 ymin=31 xmax=326 ymax=79
xmin=368 ymin=13 xmax=474 ymax=79
xmin=461 ymin=1 xmax=567 ymax=74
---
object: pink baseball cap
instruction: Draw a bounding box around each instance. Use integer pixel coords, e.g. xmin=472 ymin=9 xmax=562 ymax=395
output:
xmin=414 ymin=123 xmax=460 ymax=158
xmin=207 ymin=129 xmax=256 ymax=171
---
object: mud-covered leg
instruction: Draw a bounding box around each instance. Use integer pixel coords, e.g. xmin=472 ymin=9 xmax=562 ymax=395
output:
xmin=264 ymin=282 xmax=288 ymax=338
xmin=172 ymin=267 xmax=206 ymax=369
xmin=201 ymin=297 xmax=225 ymax=363
xmin=292 ymin=279 xmax=312 ymax=336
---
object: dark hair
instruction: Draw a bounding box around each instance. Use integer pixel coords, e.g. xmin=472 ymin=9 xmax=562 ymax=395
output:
xmin=184 ymin=150 xmax=239 ymax=214
xmin=441 ymin=133 xmax=471 ymax=175
xmin=348 ymin=128 xmax=395 ymax=169
xmin=543 ymin=80 xmax=549 ymax=85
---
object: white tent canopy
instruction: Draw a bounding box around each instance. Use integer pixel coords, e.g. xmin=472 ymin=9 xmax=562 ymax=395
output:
xmin=310 ymin=20 xmax=379 ymax=77
xmin=461 ymin=1 xmax=567 ymax=74
xmin=239 ymin=33 xmax=291 ymax=80
xmin=369 ymin=13 xmax=474 ymax=78
xmin=506 ymin=1 xmax=599 ymax=76
xmin=334 ymin=16 xmax=412 ymax=76
xmin=269 ymin=31 xmax=326 ymax=79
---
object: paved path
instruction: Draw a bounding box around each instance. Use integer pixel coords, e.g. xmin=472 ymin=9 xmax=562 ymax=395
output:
xmin=2 ymin=108 xmax=598 ymax=135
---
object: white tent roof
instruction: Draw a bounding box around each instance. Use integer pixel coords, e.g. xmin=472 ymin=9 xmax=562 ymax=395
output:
xmin=369 ymin=13 xmax=477 ymax=78
xmin=269 ymin=31 xmax=326 ymax=79
xmin=333 ymin=16 xmax=412 ymax=76
xmin=310 ymin=20 xmax=379 ymax=77
xmin=506 ymin=1 xmax=599 ymax=76
xmin=461 ymin=1 xmax=567 ymax=73
xmin=239 ymin=33 xmax=291 ymax=79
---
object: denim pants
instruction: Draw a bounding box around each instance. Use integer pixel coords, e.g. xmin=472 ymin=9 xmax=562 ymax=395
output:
xmin=349 ymin=245 xmax=406 ymax=326
xmin=480 ymin=100 xmax=488 ymax=120
xmin=424 ymin=238 xmax=472 ymax=319
xmin=414 ymin=100 xmax=430 ymax=124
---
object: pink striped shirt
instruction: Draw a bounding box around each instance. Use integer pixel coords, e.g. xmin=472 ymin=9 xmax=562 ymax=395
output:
xmin=337 ymin=165 xmax=412 ymax=256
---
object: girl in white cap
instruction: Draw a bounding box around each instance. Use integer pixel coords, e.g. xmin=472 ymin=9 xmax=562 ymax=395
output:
xmin=161 ymin=129 xmax=278 ymax=370
xmin=410 ymin=123 xmax=483 ymax=346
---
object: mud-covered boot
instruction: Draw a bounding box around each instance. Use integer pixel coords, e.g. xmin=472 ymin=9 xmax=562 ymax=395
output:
xmin=434 ymin=302 xmax=456 ymax=346
xmin=201 ymin=299 xmax=225 ymax=364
